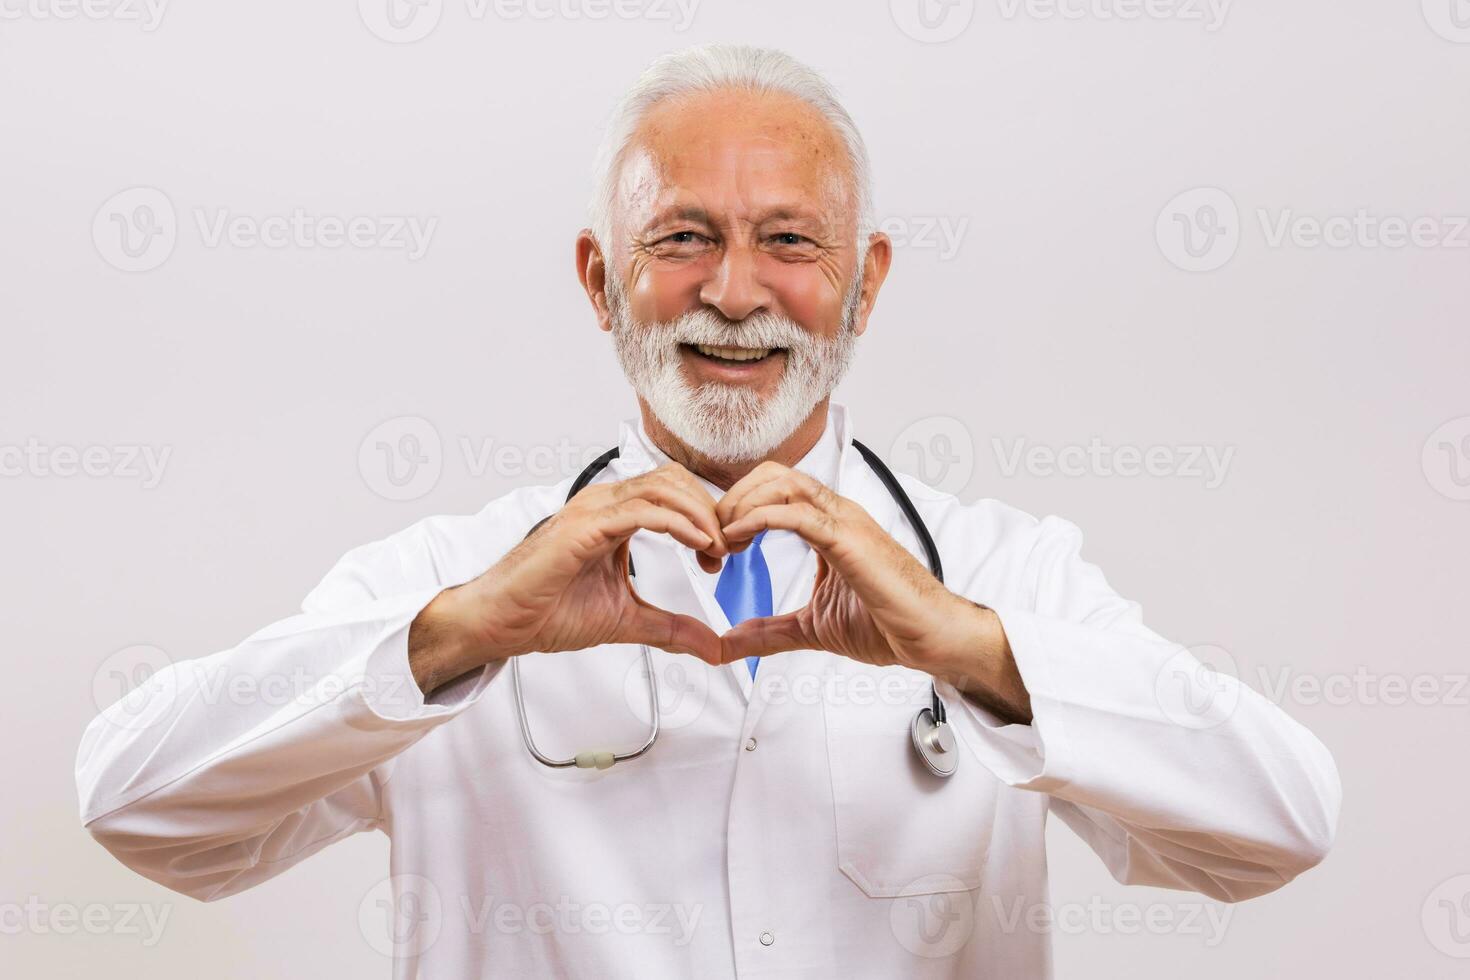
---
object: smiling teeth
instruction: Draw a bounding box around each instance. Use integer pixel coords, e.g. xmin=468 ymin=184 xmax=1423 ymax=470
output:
xmin=694 ymin=344 xmax=770 ymax=361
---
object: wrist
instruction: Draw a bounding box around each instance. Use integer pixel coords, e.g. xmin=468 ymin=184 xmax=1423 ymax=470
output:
xmin=408 ymin=587 xmax=490 ymax=695
xmin=921 ymin=598 xmax=1005 ymax=680
xmin=923 ymin=599 xmax=1033 ymax=725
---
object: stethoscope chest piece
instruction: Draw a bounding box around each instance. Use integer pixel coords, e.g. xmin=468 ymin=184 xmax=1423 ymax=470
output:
xmin=911 ymin=705 xmax=958 ymax=778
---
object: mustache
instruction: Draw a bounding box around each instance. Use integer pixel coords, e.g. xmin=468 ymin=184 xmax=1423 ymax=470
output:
xmin=659 ymin=308 xmax=811 ymax=351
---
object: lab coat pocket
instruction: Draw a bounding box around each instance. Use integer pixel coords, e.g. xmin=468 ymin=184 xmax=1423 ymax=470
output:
xmin=822 ymin=666 xmax=997 ymax=897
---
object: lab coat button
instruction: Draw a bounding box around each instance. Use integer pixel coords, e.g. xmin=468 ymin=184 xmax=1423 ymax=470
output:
xmin=744 ymin=738 xmax=758 ymax=752
xmin=759 ymin=931 xmax=774 ymax=946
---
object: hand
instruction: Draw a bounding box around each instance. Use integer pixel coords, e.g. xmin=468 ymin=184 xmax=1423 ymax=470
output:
xmin=409 ymin=463 xmax=729 ymax=692
xmin=714 ymin=462 xmax=1029 ymax=722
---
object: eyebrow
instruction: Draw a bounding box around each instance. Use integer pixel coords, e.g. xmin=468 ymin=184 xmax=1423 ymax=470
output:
xmin=646 ymin=205 xmax=715 ymax=228
xmin=642 ymin=204 xmax=828 ymax=231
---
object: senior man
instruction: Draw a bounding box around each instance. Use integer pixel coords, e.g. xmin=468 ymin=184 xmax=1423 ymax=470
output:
xmin=76 ymin=44 xmax=1339 ymax=979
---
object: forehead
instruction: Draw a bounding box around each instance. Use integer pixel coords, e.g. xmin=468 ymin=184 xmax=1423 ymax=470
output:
xmin=616 ymin=88 xmax=853 ymax=229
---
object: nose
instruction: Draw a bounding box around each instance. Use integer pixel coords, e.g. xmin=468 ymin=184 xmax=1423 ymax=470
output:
xmin=698 ymin=242 xmax=772 ymax=322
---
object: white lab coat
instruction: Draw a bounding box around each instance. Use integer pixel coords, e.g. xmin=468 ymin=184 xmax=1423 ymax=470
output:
xmin=75 ymin=401 xmax=1340 ymax=979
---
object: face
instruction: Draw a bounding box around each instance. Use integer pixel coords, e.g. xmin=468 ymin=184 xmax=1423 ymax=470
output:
xmin=584 ymin=88 xmax=891 ymax=463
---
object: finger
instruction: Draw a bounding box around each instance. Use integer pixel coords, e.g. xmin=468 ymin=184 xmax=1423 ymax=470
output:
xmin=722 ymin=502 xmax=841 ymax=553
xmin=642 ymin=471 xmax=726 ymax=550
xmin=721 ymin=473 xmax=835 ymax=547
xmin=621 ymin=601 xmax=724 ymax=666
xmin=719 ymin=611 xmax=812 ymax=663
xmin=715 ymin=460 xmax=790 ymax=530
xmin=613 ymin=468 xmax=728 ymax=557
xmin=593 ymin=500 xmax=714 ymax=556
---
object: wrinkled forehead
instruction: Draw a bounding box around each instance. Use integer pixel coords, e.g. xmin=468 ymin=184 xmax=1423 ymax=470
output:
xmin=614 ymin=89 xmax=856 ymax=240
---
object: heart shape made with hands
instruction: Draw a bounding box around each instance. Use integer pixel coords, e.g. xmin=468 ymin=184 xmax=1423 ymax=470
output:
xmin=618 ymin=459 xmax=947 ymax=672
xmin=604 ymin=460 xmax=1025 ymax=723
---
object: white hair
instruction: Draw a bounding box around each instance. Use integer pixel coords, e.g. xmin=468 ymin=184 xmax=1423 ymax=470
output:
xmin=588 ymin=43 xmax=875 ymax=261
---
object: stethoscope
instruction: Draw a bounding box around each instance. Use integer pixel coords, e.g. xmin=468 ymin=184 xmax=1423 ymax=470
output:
xmin=510 ymin=438 xmax=959 ymax=779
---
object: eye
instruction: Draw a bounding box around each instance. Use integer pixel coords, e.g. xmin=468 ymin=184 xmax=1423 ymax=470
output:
xmin=770 ymin=232 xmax=810 ymax=246
xmin=646 ymin=230 xmax=713 ymax=258
xmin=659 ymin=231 xmax=705 ymax=246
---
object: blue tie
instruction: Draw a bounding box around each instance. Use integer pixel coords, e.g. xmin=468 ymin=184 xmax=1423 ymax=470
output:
xmin=715 ymin=529 xmax=773 ymax=679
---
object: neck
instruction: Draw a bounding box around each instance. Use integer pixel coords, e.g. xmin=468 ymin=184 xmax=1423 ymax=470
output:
xmin=638 ymin=397 xmax=831 ymax=492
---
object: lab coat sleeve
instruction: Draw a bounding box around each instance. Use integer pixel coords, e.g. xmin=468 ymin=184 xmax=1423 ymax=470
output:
xmin=73 ymin=521 xmax=508 ymax=903
xmin=935 ymin=514 xmax=1342 ymax=903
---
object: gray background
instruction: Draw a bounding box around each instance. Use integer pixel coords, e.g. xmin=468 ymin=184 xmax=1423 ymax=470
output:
xmin=3 ymin=1 xmax=1468 ymax=976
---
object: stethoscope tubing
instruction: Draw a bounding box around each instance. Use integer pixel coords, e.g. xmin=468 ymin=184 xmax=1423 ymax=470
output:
xmin=510 ymin=438 xmax=951 ymax=771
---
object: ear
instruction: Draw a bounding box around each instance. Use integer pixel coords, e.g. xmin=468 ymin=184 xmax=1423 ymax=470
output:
xmin=852 ymin=231 xmax=893 ymax=339
xmin=576 ymin=229 xmax=614 ymax=334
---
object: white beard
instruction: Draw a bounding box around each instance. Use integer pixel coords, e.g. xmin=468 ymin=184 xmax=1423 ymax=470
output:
xmin=606 ymin=272 xmax=863 ymax=464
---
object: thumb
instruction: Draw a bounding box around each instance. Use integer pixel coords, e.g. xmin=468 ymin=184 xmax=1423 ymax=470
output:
xmin=621 ymin=601 xmax=723 ymax=666
xmin=720 ymin=612 xmax=812 ymax=664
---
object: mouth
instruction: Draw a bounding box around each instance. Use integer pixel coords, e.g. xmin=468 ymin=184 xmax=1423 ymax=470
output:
xmin=678 ymin=342 xmax=788 ymax=382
